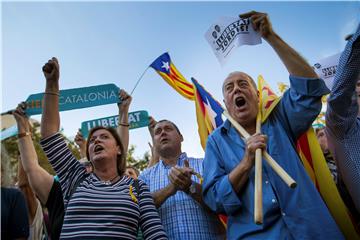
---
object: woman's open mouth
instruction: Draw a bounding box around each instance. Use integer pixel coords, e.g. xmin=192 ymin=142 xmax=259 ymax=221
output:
xmin=94 ymin=145 xmax=104 ymax=154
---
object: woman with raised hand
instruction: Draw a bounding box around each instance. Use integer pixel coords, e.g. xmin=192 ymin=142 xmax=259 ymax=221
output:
xmin=40 ymin=57 xmax=167 ymax=240
xmin=13 ymin=102 xmax=62 ymax=240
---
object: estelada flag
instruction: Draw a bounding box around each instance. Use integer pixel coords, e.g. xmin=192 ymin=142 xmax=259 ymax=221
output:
xmin=258 ymin=76 xmax=359 ymax=239
xmin=192 ymin=78 xmax=224 ymax=149
xmin=150 ymin=53 xmax=195 ymax=100
xmin=191 ymin=77 xmax=229 ymax=227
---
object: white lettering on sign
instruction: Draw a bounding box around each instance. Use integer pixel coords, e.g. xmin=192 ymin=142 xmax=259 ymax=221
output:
xmin=59 ymin=90 xmax=117 ymax=106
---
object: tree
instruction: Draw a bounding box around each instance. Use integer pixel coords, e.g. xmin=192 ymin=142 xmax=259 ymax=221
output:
xmin=1 ymin=122 xmax=81 ymax=185
xmin=126 ymin=144 xmax=150 ymax=172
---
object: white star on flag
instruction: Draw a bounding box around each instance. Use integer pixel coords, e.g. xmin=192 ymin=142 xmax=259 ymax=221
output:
xmin=203 ymin=97 xmax=217 ymax=128
xmin=161 ymin=61 xmax=170 ymax=72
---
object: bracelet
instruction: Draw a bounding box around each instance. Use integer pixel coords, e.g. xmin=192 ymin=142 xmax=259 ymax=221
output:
xmin=118 ymin=122 xmax=130 ymax=127
xmin=44 ymin=91 xmax=60 ymax=96
xmin=18 ymin=132 xmax=31 ymax=138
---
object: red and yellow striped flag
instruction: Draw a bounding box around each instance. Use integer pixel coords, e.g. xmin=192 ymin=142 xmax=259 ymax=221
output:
xmin=259 ymin=76 xmax=359 ymax=239
xmin=258 ymin=75 xmax=281 ymax=123
xmin=150 ymin=53 xmax=195 ymax=100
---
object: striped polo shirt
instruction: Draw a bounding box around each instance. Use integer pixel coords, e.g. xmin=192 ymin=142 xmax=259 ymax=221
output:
xmin=41 ymin=133 xmax=167 ymax=240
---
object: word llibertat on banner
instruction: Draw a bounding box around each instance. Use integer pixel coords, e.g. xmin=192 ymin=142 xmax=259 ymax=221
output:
xmin=313 ymin=52 xmax=341 ymax=90
xmin=25 ymin=84 xmax=120 ymax=115
xmin=205 ymin=16 xmax=262 ymax=65
xmin=81 ymin=110 xmax=150 ymax=138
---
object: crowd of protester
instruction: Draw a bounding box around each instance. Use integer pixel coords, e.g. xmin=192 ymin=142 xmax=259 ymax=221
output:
xmin=1 ymin=11 xmax=360 ymax=240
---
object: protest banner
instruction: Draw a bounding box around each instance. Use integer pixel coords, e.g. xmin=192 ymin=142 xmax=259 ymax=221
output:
xmin=25 ymin=84 xmax=120 ymax=115
xmin=81 ymin=110 xmax=149 ymax=138
xmin=205 ymin=16 xmax=262 ymax=65
xmin=313 ymin=53 xmax=341 ymax=90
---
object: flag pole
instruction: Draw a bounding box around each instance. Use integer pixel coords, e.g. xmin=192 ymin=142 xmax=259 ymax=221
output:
xmin=130 ymin=67 xmax=150 ymax=96
xmin=222 ymin=110 xmax=297 ymax=188
xmin=254 ymin=111 xmax=263 ymax=225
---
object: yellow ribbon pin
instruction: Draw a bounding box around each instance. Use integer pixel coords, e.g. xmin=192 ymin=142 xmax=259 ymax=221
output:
xmin=129 ymin=185 xmax=138 ymax=203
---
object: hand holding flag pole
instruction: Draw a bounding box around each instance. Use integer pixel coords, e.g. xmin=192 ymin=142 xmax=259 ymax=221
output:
xmin=190 ymin=77 xmax=296 ymax=189
xmin=188 ymin=77 xmax=358 ymax=234
xmin=222 ymin=110 xmax=297 ymax=188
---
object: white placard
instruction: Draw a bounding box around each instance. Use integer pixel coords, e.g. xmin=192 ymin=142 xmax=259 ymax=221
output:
xmin=313 ymin=52 xmax=341 ymax=90
xmin=205 ymin=16 xmax=262 ymax=65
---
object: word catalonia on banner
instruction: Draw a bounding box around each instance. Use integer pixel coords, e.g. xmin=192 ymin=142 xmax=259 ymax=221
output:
xmin=25 ymin=84 xmax=120 ymax=116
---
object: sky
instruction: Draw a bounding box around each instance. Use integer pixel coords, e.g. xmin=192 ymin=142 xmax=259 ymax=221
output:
xmin=2 ymin=1 xmax=360 ymax=159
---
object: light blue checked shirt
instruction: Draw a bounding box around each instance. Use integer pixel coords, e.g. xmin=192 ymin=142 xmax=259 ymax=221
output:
xmin=326 ymin=24 xmax=360 ymax=213
xmin=139 ymin=153 xmax=225 ymax=240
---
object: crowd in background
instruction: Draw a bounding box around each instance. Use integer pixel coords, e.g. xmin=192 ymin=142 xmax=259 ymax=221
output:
xmin=1 ymin=11 xmax=360 ymax=240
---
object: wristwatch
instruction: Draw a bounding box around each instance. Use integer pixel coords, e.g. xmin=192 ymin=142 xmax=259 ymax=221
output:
xmin=188 ymin=181 xmax=197 ymax=194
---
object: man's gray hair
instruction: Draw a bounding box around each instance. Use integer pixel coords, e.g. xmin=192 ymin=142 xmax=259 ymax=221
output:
xmin=222 ymin=71 xmax=257 ymax=95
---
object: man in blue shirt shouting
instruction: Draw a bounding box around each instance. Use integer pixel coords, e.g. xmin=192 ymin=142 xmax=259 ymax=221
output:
xmin=202 ymin=11 xmax=344 ymax=240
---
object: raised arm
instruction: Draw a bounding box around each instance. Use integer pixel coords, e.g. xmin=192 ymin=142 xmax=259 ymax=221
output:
xmin=39 ymin=58 xmax=86 ymax=202
xmin=41 ymin=57 xmax=60 ymax=138
xmin=17 ymin=159 xmax=38 ymax=225
xmin=147 ymin=116 xmax=159 ymax=168
xmin=326 ymin=25 xmax=360 ymax=137
xmin=75 ymin=130 xmax=87 ymax=159
xmin=240 ymin=11 xmax=317 ymax=78
xmin=14 ymin=103 xmax=53 ymax=205
xmin=117 ymin=89 xmax=132 ymax=153
xmin=240 ymin=11 xmax=328 ymax=139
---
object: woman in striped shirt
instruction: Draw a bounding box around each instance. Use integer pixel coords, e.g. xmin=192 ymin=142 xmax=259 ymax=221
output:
xmin=40 ymin=57 xmax=168 ymax=239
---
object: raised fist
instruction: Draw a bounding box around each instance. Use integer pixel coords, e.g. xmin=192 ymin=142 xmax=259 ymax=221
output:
xmin=42 ymin=57 xmax=60 ymax=83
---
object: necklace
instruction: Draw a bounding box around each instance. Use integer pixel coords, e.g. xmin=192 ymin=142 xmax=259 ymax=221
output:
xmin=100 ymin=175 xmax=119 ymax=185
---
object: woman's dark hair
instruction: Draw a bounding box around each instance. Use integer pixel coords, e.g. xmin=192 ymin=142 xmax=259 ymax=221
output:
xmin=86 ymin=126 xmax=126 ymax=176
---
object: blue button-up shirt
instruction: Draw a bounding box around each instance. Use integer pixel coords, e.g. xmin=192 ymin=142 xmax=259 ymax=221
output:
xmin=326 ymin=24 xmax=360 ymax=213
xmin=139 ymin=153 xmax=225 ymax=240
xmin=203 ymin=76 xmax=344 ymax=240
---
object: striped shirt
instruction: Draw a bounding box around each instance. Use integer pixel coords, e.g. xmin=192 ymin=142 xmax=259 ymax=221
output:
xmin=41 ymin=133 xmax=167 ymax=240
xmin=139 ymin=153 xmax=225 ymax=240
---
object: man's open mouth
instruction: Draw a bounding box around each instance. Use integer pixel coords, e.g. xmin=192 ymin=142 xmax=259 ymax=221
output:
xmin=235 ymin=96 xmax=246 ymax=108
